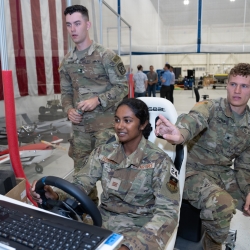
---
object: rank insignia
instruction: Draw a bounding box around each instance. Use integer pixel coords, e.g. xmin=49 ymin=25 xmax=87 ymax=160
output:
xmin=167 ymin=176 xmax=179 ymax=193
xmin=108 ymin=177 xmax=121 ymax=191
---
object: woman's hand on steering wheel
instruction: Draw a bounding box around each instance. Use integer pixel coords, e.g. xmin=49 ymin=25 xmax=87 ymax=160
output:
xmin=30 ymin=180 xmax=58 ymax=204
xmin=31 ymin=176 xmax=102 ymax=226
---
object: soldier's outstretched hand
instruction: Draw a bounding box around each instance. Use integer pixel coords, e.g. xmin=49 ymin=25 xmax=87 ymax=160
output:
xmin=155 ymin=114 xmax=184 ymax=145
xmin=30 ymin=180 xmax=58 ymax=204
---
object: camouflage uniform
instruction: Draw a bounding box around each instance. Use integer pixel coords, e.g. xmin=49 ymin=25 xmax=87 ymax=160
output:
xmin=176 ymin=98 xmax=250 ymax=243
xmin=59 ymin=41 xmax=128 ymax=203
xmin=73 ymin=136 xmax=180 ymax=250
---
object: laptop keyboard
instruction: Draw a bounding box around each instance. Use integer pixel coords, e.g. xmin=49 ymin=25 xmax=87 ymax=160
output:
xmin=0 ymin=200 xmax=113 ymax=250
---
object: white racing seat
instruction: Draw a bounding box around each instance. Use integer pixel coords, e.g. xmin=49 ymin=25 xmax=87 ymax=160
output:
xmin=137 ymin=97 xmax=187 ymax=250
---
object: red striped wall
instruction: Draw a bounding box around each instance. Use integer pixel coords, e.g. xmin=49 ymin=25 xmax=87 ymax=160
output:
xmin=30 ymin=0 xmax=46 ymax=95
xmin=0 ymin=0 xmax=68 ymax=101
xmin=49 ymin=0 xmax=60 ymax=94
xmin=9 ymin=0 xmax=28 ymax=97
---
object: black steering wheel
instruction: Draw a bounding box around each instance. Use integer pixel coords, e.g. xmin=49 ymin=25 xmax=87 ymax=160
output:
xmin=35 ymin=176 xmax=102 ymax=227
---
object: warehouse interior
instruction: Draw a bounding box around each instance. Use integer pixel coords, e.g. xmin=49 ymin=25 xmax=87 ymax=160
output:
xmin=0 ymin=0 xmax=250 ymax=249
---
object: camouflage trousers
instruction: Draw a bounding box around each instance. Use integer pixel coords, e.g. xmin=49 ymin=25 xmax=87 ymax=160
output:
xmin=68 ymin=128 xmax=115 ymax=205
xmin=84 ymin=208 xmax=147 ymax=249
xmin=183 ymin=170 xmax=238 ymax=244
xmin=100 ymin=208 xmax=155 ymax=250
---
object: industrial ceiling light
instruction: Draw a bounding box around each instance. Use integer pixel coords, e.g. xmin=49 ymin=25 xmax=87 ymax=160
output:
xmin=230 ymin=0 xmax=235 ymax=2
xmin=184 ymin=0 xmax=189 ymax=5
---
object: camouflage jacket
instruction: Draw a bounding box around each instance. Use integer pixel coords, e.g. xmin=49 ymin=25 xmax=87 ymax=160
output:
xmin=59 ymin=41 xmax=128 ymax=132
xmin=176 ymin=98 xmax=250 ymax=197
xmin=74 ymin=136 xmax=180 ymax=249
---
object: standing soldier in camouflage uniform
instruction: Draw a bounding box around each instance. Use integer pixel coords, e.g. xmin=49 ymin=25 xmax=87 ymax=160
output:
xmin=31 ymin=98 xmax=180 ymax=250
xmin=155 ymin=63 xmax=250 ymax=249
xmin=59 ymin=5 xmax=128 ymax=204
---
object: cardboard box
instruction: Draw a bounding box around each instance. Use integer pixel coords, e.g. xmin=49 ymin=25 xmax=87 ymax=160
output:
xmin=5 ymin=178 xmax=27 ymax=203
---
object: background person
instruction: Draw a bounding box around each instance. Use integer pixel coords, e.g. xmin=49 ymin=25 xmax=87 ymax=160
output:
xmin=146 ymin=65 xmax=158 ymax=97
xmin=133 ymin=65 xmax=148 ymax=97
xmin=31 ymin=98 xmax=180 ymax=250
xmin=169 ymin=66 xmax=175 ymax=103
xmin=155 ymin=63 xmax=250 ymax=249
xmin=183 ymin=76 xmax=190 ymax=90
xmin=160 ymin=63 xmax=172 ymax=101
xmin=59 ymin=5 xmax=128 ymax=205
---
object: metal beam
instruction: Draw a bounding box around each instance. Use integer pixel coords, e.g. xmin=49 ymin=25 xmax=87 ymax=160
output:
xmin=99 ymin=0 xmax=103 ymax=45
xmin=117 ymin=0 xmax=121 ymax=55
xmin=197 ymin=0 xmax=202 ymax=53
xmin=102 ymin=1 xmax=131 ymax=27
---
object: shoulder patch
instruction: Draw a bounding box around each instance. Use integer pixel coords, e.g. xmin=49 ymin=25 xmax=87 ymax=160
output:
xmin=111 ymin=54 xmax=121 ymax=64
xmin=116 ymin=62 xmax=126 ymax=76
xmin=167 ymin=176 xmax=179 ymax=193
xmin=111 ymin=54 xmax=126 ymax=76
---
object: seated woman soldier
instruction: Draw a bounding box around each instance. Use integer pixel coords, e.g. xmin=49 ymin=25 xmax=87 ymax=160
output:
xmin=30 ymin=98 xmax=180 ymax=250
